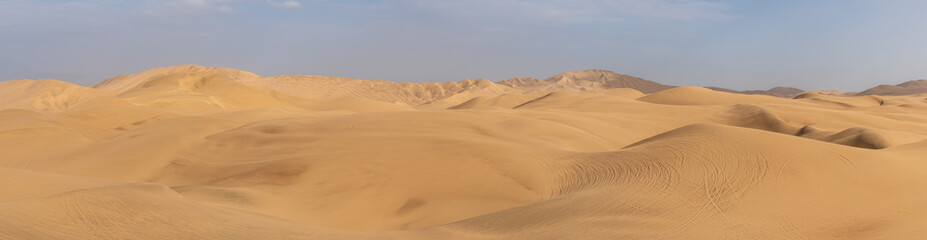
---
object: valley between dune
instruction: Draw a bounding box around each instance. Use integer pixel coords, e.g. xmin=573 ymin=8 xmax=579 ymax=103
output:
xmin=1 ymin=65 xmax=926 ymax=239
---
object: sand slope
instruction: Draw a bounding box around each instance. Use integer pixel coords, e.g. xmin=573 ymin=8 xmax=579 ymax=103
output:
xmin=1 ymin=65 xmax=926 ymax=239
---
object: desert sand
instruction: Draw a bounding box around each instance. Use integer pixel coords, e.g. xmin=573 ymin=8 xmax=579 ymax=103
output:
xmin=1 ymin=65 xmax=926 ymax=239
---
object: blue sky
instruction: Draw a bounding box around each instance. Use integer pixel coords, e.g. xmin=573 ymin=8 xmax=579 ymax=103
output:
xmin=1 ymin=0 xmax=925 ymax=91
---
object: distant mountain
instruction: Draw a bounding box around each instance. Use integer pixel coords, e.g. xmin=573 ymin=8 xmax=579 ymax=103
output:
xmin=6 ymin=65 xmax=927 ymax=112
xmin=498 ymin=69 xmax=673 ymax=94
xmin=93 ymin=65 xmax=516 ymax=106
xmin=32 ymin=64 xmax=927 ymax=110
xmin=706 ymin=86 xmax=805 ymax=98
xmin=857 ymin=80 xmax=927 ymax=96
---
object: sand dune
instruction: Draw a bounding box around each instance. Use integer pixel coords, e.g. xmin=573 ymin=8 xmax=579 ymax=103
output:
xmin=1 ymin=65 xmax=926 ymax=239
xmin=0 ymin=79 xmax=114 ymax=111
xmin=447 ymin=92 xmax=549 ymax=109
xmin=241 ymin=75 xmax=514 ymax=106
xmin=429 ymin=123 xmax=927 ymax=239
xmin=94 ymin=65 xmax=262 ymax=93
xmin=638 ymin=86 xmax=799 ymax=105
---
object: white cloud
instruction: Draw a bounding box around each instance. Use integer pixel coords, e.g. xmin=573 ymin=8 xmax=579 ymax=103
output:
xmin=265 ymin=0 xmax=301 ymax=9
xmin=598 ymin=0 xmax=733 ymax=21
xmin=405 ymin=0 xmax=731 ymax=23
xmin=172 ymin=0 xmax=242 ymax=8
xmin=143 ymin=0 xmax=300 ymax=14
xmin=152 ymin=0 xmax=243 ymax=14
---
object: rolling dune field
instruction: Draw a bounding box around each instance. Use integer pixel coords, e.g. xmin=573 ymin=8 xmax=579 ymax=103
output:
xmin=1 ymin=65 xmax=926 ymax=239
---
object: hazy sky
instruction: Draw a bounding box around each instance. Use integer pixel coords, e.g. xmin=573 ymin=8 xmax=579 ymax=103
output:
xmin=1 ymin=0 xmax=926 ymax=91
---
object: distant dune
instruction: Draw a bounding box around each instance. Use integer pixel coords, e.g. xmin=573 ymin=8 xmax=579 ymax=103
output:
xmin=706 ymin=86 xmax=805 ymax=98
xmin=1 ymin=65 xmax=926 ymax=239
xmin=858 ymin=79 xmax=927 ymax=96
xmin=497 ymin=69 xmax=673 ymax=94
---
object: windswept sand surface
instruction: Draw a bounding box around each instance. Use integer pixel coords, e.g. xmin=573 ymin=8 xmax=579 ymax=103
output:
xmin=1 ymin=65 xmax=926 ymax=239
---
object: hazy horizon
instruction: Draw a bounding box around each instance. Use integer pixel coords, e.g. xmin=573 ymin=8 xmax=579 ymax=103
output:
xmin=2 ymin=0 xmax=926 ymax=91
